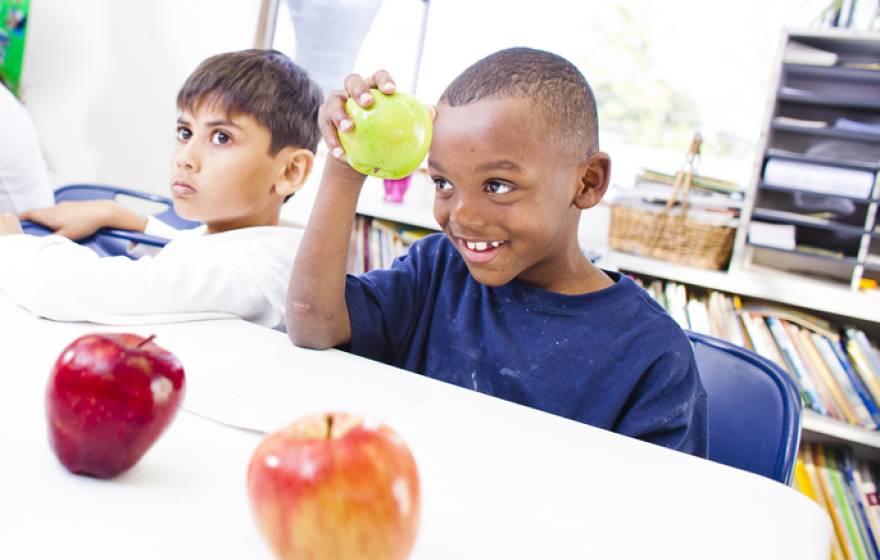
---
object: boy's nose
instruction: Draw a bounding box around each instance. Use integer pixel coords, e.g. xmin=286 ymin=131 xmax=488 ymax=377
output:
xmin=447 ymin=191 xmax=487 ymax=229
xmin=175 ymin=144 xmax=200 ymax=172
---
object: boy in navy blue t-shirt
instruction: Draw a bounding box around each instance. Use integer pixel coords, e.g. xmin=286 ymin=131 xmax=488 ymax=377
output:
xmin=287 ymin=48 xmax=707 ymax=456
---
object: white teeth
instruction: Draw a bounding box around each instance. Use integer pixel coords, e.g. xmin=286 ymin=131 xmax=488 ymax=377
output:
xmin=464 ymin=240 xmax=504 ymax=252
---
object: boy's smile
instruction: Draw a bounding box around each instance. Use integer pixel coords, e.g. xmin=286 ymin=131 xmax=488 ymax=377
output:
xmin=429 ymin=97 xmax=612 ymax=294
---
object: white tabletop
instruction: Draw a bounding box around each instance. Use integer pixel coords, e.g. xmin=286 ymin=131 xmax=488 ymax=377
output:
xmin=0 ymin=293 xmax=831 ymax=559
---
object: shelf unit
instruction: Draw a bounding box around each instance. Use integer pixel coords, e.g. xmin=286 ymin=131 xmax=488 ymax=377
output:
xmin=734 ymin=29 xmax=880 ymax=291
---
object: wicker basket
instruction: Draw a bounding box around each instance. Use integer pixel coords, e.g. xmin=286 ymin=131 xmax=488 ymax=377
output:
xmin=608 ymin=135 xmax=736 ymax=271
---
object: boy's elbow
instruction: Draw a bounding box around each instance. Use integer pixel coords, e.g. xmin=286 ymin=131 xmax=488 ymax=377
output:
xmin=285 ymin=300 xmax=346 ymax=350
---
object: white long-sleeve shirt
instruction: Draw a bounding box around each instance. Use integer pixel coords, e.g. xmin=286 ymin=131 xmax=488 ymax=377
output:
xmin=0 ymin=224 xmax=303 ymax=329
xmin=0 ymin=85 xmax=53 ymax=213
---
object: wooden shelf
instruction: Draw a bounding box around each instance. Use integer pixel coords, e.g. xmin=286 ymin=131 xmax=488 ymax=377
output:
xmin=758 ymin=181 xmax=877 ymax=203
xmin=803 ymin=410 xmax=880 ymax=461
xmin=778 ymin=90 xmax=880 ymax=111
xmin=784 ymin=62 xmax=880 ymax=83
xmin=765 ymin=148 xmax=880 ymax=172
xmin=771 ymin=121 xmax=880 ymax=144
xmin=604 ymin=250 xmax=880 ymax=323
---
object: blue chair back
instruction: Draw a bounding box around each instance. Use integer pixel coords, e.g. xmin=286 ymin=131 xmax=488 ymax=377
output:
xmin=21 ymin=184 xmax=201 ymax=258
xmin=687 ymin=330 xmax=802 ymax=484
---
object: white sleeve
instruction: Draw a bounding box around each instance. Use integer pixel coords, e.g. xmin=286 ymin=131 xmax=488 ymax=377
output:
xmin=0 ymin=90 xmax=54 ymax=214
xmin=0 ymin=234 xmax=274 ymax=326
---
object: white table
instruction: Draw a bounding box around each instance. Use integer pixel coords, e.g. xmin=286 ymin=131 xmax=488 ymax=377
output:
xmin=0 ymin=293 xmax=831 ymax=559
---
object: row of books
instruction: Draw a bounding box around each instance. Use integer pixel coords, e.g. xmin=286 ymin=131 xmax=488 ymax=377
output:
xmin=635 ymin=277 xmax=880 ymax=430
xmin=795 ymin=443 xmax=880 ymax=560
xmin=347 ymin=215 xmax=433 ymax=275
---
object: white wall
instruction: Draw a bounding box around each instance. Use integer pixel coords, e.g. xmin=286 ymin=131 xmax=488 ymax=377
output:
xmin=19 ymin=0 xmax=261 ymax=196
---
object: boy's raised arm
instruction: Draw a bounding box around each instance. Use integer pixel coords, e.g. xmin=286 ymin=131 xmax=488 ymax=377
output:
xmin=286 ymin=71 xmax=396 ymax=349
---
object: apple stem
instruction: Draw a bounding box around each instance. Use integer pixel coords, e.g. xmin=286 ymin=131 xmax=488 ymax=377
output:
xmin=136 ymin=334 xmax=157 ymax=349
xmin=326 ymin=414 xmax=334 ymax=439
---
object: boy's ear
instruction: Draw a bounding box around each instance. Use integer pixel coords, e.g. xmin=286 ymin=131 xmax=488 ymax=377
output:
xmin=573 ymin=152 xmax=611 ymax=210
xmin=273 ymin=148 xmax=315 ymax=198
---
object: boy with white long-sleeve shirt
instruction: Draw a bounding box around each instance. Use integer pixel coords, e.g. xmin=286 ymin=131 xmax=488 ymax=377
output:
xmin=0 ymin=49 xmax=322 ymax=329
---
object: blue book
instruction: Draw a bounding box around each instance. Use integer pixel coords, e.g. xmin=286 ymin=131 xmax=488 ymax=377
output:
xmin=838 ymin=450 xmax=880 ymax=559
xmin=765 ymin=316 xmax=824 ymax=413
xmin=829 ymin=338 xmax=880 ymax=426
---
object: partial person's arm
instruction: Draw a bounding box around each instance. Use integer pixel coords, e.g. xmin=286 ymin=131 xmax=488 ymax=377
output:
xmin=20 ymin=200 xmax=147 ymax=240
xmin=0 ymin=230 xmax=284 ymax=327
xmin=286 ymin=71 xmax=397 ymax=349
xmin=0 ymin=85 xmax=53 ymax=213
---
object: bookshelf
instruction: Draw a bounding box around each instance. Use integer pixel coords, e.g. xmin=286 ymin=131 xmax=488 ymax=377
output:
xmin=734 ymin=28 xmax=880 ymax=292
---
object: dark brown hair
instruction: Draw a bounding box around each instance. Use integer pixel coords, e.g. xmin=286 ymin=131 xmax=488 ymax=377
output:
xmin=440 ymin=47 xmax=599 ymax=155
xmin=177 ymin=49 xmax=322 ymax=155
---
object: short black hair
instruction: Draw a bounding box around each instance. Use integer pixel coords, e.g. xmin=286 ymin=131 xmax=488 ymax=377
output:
xmin=440 ymin=47 xmax=599 ymax=155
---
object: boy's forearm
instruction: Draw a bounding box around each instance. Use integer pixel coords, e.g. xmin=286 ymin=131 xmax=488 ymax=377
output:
xmin=287 ymin=158 xmax=366 ymax=348
xmin=103 ymin=202 xmax=148 ymax=232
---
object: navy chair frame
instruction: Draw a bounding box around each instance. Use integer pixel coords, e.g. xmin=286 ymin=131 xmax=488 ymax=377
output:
xmin=687 ymin=330 xmax=802 ymax=484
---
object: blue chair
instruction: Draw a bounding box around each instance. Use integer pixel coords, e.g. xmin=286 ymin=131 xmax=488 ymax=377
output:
xmin=20 ymin=184 xmax=201 ymax=258
xmin=687 ymin=330 xmax=802 ymax=484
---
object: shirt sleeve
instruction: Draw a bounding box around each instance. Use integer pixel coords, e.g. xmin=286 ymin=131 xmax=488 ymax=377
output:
xmin=344 ymin=242 xmax=430 ymax=364
xmin=0 ymin=94 xmax=54 ymax=214
xmin=0 ymin=233 xmax=276 ymax=326
xmin=614 ymin=346 xmax=709 ymax=457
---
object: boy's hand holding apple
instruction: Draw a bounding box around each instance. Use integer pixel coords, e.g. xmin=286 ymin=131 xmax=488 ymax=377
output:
xmin=319 ymin=70 xmax=434 ymax=182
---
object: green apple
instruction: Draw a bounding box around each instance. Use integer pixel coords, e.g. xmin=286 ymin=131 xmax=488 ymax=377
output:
xmin=338 ymin=89 xmax=432 ymax=180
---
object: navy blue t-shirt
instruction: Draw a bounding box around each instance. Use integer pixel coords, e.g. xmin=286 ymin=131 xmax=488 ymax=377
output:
xmin=344 ymin=234 xmax=708 ymax=457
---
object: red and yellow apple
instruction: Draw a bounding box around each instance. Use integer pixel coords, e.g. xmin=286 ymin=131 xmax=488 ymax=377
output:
xmin=247 ymin=412 xmax=420 ymax=559
xmin=338 ymin=89 xmax=432 ymax=180
xmin=45 ymin=333 xmax=186 ymax=479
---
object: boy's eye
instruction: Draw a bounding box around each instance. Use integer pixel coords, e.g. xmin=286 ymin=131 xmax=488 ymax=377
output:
xmin=433 ymin=177 xmax=453 ymax=192
xmin=211 ymin=131 xmax=231 ymax=145
xmin=176 ymin=127 xmax=192 ymax=141
xmin=486 ymin=180 xmax=513 ymax=195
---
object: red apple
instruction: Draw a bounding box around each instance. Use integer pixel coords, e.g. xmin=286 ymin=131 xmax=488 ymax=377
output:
xmin=45 ymin=333 xmax=186 ymax=478
xmin=247 ymin=412 xmax=420 ymax=559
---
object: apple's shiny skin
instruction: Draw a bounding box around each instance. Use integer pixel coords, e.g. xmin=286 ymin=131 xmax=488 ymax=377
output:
xmin=45 ymin=333 xmax=185 ymax=479
xmin=339 ymin=89 xmax=432 ymax=180
xmin=247 ymin=412 xmax=421 ymax=560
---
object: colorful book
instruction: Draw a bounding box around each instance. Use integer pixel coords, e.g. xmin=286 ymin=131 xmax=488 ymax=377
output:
xmin=848 ymin=339 xmax=880 ymax=408
xmin=766 ymin=316 xmax=822 ymax=412
xmin=786 ymin=321 xmax=843 ymax=421
xmin=807 ymin=444 xmax=853 ymax=559
xmin=816 ymin=334 xmax=880 ymax=428
xmin=800 ymin=331 xmax=860 ymax=426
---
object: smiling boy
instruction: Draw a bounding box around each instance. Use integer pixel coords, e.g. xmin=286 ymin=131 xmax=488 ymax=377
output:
xmin=0 ymin=49 xmax=321 ymax=328
xmin=287 ymin=48 xmax=707 ymax=455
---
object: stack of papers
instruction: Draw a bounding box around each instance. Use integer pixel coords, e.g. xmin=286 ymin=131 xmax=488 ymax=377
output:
xmin=764 ymin=158 xmax=876 ymax=198
xmin=784 ymin=41 xmax=839 ymax=67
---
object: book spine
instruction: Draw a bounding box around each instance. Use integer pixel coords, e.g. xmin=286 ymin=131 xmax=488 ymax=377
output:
xmin=766 ymin=316 xmax=821 ymax=412
xmin=848 ymin=339 xmax=880 ymax=407
xmin=801 ymin=445 xmax=848 ymax=559
xmin=785 ymin=321 xmax=843 ymax=421
xmin=815 ymin=444 xmax=860 ymax=559
xmin=841 ymin=452 xmax=880 ymax=559
xmin=801 ymin=331 xmax=861 ymax=426
xmin=817 ymin=334 xmax=880 ymax=428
